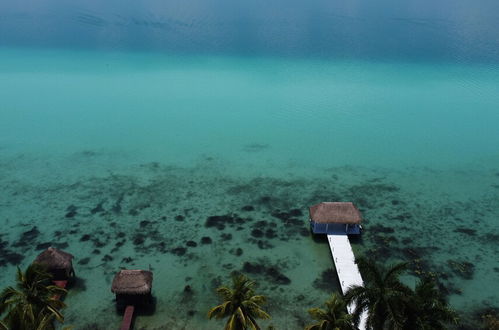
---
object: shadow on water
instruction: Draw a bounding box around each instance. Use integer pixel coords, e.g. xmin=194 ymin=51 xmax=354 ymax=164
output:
xmin=348 ymin=234 xmax=364 ymax=245
xmin=110 ymin=296 xmax=157 ymax=330
xmin=68 ymin=276 xmax=87 ymax=292
xmin=310 ymin=232 xmax=363 ymax=245
xmin=114 ymin=296 xmax=157 ymax=316
xmin=311 ymin=232 xmax=328 ymax=244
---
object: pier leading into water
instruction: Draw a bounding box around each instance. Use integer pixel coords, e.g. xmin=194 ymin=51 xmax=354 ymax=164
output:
xmin=309 ymin=202 xmax=368 ymax=330
xmin=328 ymin=234 xmax=367 ymax=330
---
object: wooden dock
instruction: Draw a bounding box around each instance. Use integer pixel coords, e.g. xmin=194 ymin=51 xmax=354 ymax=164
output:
xmin=120 ymin=305 xmax=135 ymax=330
xmin=327 ymin=234 xmax=368 ymax=330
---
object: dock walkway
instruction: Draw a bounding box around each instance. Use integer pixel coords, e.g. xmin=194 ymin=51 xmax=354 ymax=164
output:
xmin=327 ymin=234 xmax=368 ymax=330
xmin=120 ymin=305 xmax=135 ymax=330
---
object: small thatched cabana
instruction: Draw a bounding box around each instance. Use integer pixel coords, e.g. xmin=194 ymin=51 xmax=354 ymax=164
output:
xmin=309 ymin=202 xmax=363 ymax=235
xmin=111 ymin=270 xmax=153 ymax=310
xmin=33 ymin=247 xmax=75 ymax=280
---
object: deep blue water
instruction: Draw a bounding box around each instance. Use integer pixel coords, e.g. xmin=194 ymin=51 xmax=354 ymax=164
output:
xmin=2 ymin=0 xmax=499 ymax=62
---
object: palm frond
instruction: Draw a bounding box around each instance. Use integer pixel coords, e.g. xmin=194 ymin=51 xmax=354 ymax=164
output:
xmin=235 ymin=307 xmax=247 ymax=327
xmin=384 ymin=262 xmax=408 ymax=282
xmin=0 ymin=264 xmax=67 ymax=330
xmin=308 ymin=307 xmax=328 ymax=321
xmin=246 ymin=315 xmax=260 ymax=330
xmin=208 ymin=303 xmax=228 ymax=319
xmin=209 ymin=274 xmax=269 ymax=329
xmin=46 ymin=304 xmax=65 ymax=323
xmin=225 ymin=314 xmax=238 ymax=330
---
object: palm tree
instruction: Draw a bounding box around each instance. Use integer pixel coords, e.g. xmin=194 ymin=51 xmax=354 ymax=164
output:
xmin=0 ymin=264 xmax=67 ymax=330
xmin=305 ymin=293 xmax=354 ymax=330
xmin=403 ymin=277 xmax=458 ymax=330
xmin=208 ymin=273 xmax=270 ymax=330
xmin=344 ymin=257 xmax=412 ymax=330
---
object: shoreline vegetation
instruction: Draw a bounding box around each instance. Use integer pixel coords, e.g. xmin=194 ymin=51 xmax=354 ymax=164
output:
xmin=1 ymin=256 xmax=498 ymax=329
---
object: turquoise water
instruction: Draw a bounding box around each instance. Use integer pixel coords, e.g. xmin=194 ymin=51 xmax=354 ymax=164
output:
xmin=1 ymin=0 xmax=499 ymax=329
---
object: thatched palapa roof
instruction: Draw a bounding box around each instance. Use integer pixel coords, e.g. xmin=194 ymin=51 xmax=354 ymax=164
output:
xmin=34 ymin=247 xmax=74 ymax=271
xmin=309 ymin=202 xmax=362 ymax=224
xmin=111 ymin=270 xmax=153 ymax=295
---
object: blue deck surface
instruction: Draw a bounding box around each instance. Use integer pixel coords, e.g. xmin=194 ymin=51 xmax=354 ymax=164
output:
xmin=310 ymin=222 xmax=361 ymax=235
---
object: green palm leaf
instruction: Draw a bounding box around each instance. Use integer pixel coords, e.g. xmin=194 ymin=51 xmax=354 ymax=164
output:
xmin=403 ymin=277 xmax=458 ymax=329
xmin=208 ymin=273 xmax=270 ymax=330
xmin=305 ymin=293 xmax=354 ymax=330
xmin=345 ymin=257 xmax=411 ymax=330
xmin=0 ymin=264 xmax=67 ymax=330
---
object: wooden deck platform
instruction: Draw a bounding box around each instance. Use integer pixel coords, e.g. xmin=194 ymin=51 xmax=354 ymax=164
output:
xmin=327 ymin=234 xmax=368 ymax=330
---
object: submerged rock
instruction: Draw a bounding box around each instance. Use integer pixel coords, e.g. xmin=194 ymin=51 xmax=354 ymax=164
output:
xmin=447 ymin=260 xmax=475 ymax=280
xmin=65 ymin=205 xmax=78 ymax=218
xmin=257 ymin=240 xmax=273 ymax=249
xmin=370 ymin=224 xmax=395 ymax=234
xmin=266 ymin=267 xmax=291 ymax=285
xmin=454 ymin=227 xmax=476 ymax=236
xmin=243 ymin=262 xmax=264 ymax=274
xmin=115 ymin=240 xmax=125 ymax=247
xmin=201 ymin=236 xmax=212 ymax=244
xmin=172 ymin=247 xmax=187 ymax=256
xmin=186 ymin=240 xmax=197 ymax=247
xmin=122 ymin=257 xmax=133 ymax=263
xmin=55 ymin=242 xmax=69 ymax=249
xmin=36 ymin=242 xmax=52 ymax=250
xmin=220 ymin=233 xmax=232 ymax=241
xmin=101 ymin=254 xmax=113 ymax=262
xmin=230 ymin=248 xmax=243 ymax=256
xmin=289 ymin=209 xmax=303 ymax=217
xmin=258 ymin=196 xmax=272 ymax=204
xmin=93 ymin=239 xmax=106 ymax=248
xmin=205 ymin=214 xmax=245 ymax=230
xmin=133 ymin=235 xmax=145 ymax=245
xmin=78 ymin=257 xmax=90 ymax=265
xmin=242 ymin=261 xmax=291 ymax=285
xmin=111 ymin=195 xmax=124 ymax=214
xmin=20 ymin=227 xmax=40 ymax=242
xmin=91 ymin=202 xmax=105 ymax=214
xmin=0 ymin=249 xmax=24 ymax=266
xmin=139 ymin=220 xmax=151 ymax=228
xmin=251 ymin=229 xmax=264 ymax=238
xmin=205 ymin=215 xmax=230 ymax=229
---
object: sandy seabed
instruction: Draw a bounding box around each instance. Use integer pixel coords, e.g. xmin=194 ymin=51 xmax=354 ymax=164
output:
xmin=0 ymin=150 xmax=498 ymax=329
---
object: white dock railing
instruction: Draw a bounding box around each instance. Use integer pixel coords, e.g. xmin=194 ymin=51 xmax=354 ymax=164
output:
xmin=327 ymin=234 xmax=368 ymax=330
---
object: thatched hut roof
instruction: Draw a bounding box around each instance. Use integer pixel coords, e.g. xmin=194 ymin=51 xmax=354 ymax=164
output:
xmin=34 ymin=247 xmax=74 ymax=271
xmin=309 ymin=202 xmax=362 ymax=224
xmin=111 ymin=270 xmax=153 ymax=295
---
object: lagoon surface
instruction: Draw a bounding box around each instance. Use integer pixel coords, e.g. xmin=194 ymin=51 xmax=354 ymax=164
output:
xmin=1 ymin=0 xmax=499 ymax=329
